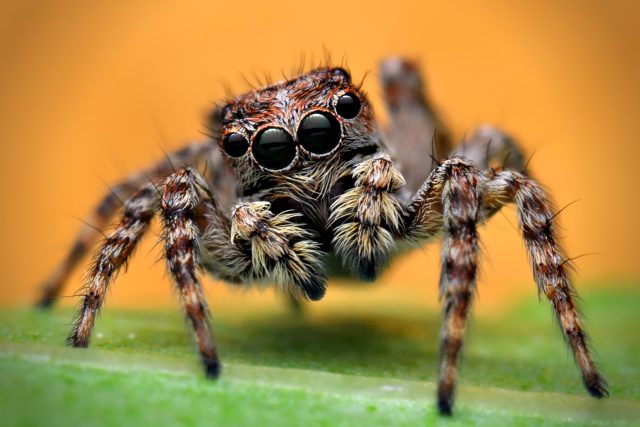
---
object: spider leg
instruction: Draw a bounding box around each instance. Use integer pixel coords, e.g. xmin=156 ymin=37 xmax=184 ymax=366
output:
xmin=402 ymin=157 xmax=608 ymax=414
xmin=379 ymin=57 xmax=452 ymax=196
xmin=329 ymin=153 xmax=404 ymax=280
xmin=67 ymin=184 xmax=157 ymax=347
xmin=450 ymin=125 xmax=526 ymax=172
xmin=37 ymin=141 xmax=216 ymax=308
xmin=403 ymin=157 xmax=483 ymax=415
xmin=482 ymin=169 xmax=608 ymax=398
xmin=162 ymin=167 xmax=326 ymax=303
xmin=160 ymin=168 xmax=220 ymax=377
xmin=229 ymin=201 xmax=326 ymax=300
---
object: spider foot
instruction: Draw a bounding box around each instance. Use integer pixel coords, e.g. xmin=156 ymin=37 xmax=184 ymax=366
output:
xmin=35 ymin=296 xmax=54 ymax=310
xmin=437 ymin=386 xmax=454 ymax=416
xmin=203 ymin=356 xmax=222 ymax=379
xmin=585 ymin=371 xmax=609 ymax=398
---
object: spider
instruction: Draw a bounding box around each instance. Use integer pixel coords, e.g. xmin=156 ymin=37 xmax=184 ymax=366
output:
xmin=36 ymin=57 xmax=608 ymax=415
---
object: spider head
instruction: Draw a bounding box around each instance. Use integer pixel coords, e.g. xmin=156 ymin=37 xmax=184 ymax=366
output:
xmin=216 ymin=67 xmax=377 ymax=175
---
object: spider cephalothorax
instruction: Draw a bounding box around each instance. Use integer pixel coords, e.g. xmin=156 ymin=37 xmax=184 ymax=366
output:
xmin=37 ymin=57 xmax=608 ymax=415
xmin=219 ymin=67 xmax=377 ymax=175
xmin=218 ymin=67 xmax=380 ymax=231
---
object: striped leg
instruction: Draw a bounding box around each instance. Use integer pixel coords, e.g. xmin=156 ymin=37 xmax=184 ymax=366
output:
xmin=67 ymin=184 xmax=157 ymax=347
xmin=404 ymin=157 xmax=483 ymax=415
xmin=160 ymin=169 xmax=220 ymax=377
xmin=37 ymin=141 xmax=215 ymax=308
xmin=483 ymin=169 xmax=608 ymax=398
xmin=436 ymin=161 xmax=482 ymax=415
xmin=403 ymin=157 xmax=608 ymax=414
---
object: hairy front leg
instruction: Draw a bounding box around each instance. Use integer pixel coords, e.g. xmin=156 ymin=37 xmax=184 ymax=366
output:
xmin=160 ymin=169 xmax=221 ymax=377
xmin=403 ymin=157 xmax=483 ymax=415
xmin=403 ymin=158 xmax=608 ymax=414
xmin=483 ymin=169 xmax=608 ymax=398
xmin=230 ymin=202 xmax=326 ymax=300
xmin=68 ymin=184 xmax=157 ymax=347
xmin=329 ymin=154 xmax=404 ymax=280
xmin=37 ymin=141 xmax=216 ymax=308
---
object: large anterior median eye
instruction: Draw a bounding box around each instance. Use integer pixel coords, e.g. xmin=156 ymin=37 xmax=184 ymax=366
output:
xmin=253 ymin=127 xmax=296 ymax=170
xmin=297 ymin=112 xmax=341 ymax=155
xmin=222 ymin=133 xmax=249 ymax=157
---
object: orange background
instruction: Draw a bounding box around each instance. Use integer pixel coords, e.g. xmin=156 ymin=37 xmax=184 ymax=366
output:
xmin=1 ymin=1 xmax=639 ymax=314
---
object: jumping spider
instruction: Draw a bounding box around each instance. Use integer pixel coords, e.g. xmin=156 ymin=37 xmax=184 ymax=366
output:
xmin=37 ymin=57 xmax=608 ymax=415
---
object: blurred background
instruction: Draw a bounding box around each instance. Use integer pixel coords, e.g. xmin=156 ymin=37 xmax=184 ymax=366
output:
xmin=1 ymin=0 xmax=638 ymax=315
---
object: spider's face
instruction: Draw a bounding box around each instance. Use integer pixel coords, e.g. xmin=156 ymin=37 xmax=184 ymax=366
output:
xmin=217 ymin=67 xmax=377 ymax=176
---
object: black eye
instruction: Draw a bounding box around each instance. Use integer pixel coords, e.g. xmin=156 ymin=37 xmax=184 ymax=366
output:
xmin=222 ymin=133 xmax=249 ymax=158
xmin=335 ymin=93 xmax=361 ymax=119
xmin=253 ymin=128 xmax=296 ymax=170
xmin=297 ymin=112 xmax=341 ymax=155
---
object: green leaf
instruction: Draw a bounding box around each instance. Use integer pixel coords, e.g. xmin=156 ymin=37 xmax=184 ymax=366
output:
xmin=1 ymin=286 xmax=639 ymax=426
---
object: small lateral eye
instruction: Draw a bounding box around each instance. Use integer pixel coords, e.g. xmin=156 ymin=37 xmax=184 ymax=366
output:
xmin=253 ymin=127 xmax=296 ymax=170
xmin=222 ymin=133 xmax=249 ymax=157
xmin=335 ymin=93 xmax=361 ymax=119
xmin=297 ymin=112 xmax=341 ymax=155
